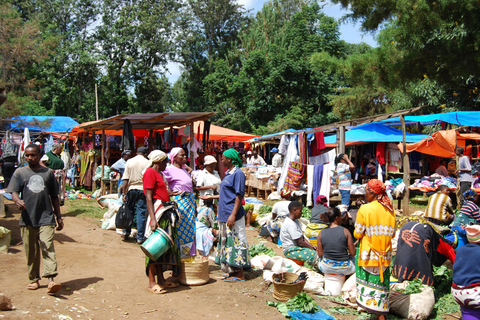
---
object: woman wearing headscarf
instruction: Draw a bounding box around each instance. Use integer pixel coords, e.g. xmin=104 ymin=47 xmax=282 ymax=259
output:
xmin=215 ymin=148 xmax=250 ymax=282
xmin=459 ymin=189 xmax=480 ymax=223
xmin=163 ymin=147 xmax=196 ymax=258
xmin=142 ymin=150 xmax=180 ymax=294
xmin=452 ymin=225 xmax=480 ymax=319
xmin=354 ymin=179 xmax=396 ymax=320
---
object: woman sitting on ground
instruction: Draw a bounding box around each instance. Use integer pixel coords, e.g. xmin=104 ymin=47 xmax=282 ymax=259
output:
xmin=459 ymin=189 xmax=480 ymax=224
xmin=316 ymin=207 xmax=356 ymax=275
xmin=279 ymin=201 xmax=317 ymax=265
xmin=195 ymin=198 xmax=218 ymax=257
xmin=452 ymin=225 xmax=480 ymax=319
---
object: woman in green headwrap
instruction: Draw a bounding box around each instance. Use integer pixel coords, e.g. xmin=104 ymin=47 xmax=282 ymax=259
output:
xmin=215 ymin=148 xmax=250 ymax=282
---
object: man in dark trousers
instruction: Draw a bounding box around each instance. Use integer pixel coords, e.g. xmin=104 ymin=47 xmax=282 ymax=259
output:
xmin=7 ymin=144 xmax=63 ymax=294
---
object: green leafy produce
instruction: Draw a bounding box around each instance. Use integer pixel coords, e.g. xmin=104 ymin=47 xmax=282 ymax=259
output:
xmin=258 ymin=205 xmax=273 ymax=217
xmin=249 ymin=243 xmax=276 ymax=257
xmin=301 ymin=207 xmax=311 ymax=220
xmin=395 ymin=279 xmax=423 ymax=294
xmin=267 ymin=292 xmax=320 ymax=316
xmin=287 ymin=292 xmax=320 ymax=314
xmin=431 ymin=265 xmax=460 ymax=319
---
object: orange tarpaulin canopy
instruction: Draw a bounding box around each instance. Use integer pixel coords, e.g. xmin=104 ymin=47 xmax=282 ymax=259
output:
xmin=398 ymin=129 xmax=480 ymax=157
xmin=70 ymin=119 xmax=257 ymax=142
xmin=191 ymin=121 xmax=257 ymax=142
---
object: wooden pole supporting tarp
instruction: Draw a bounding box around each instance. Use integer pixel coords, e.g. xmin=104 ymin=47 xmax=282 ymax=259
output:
xmin=400 ymin=115 xmax=410 ymax=214
xmin=100 ymin=129 xmax=105 ymax=195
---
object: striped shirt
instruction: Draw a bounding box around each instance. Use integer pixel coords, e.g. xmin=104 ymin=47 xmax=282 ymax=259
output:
xmin=460 ymin=200 xmax=480 ymax=222
xmin=425 ymin=192 xmax=453 ymax=222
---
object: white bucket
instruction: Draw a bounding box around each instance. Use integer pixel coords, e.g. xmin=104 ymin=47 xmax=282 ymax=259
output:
xmin=324 ymin=273 xmax=346 ymax=296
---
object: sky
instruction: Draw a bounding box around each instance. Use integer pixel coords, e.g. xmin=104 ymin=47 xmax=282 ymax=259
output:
xmin=164 ymin=0 xmax=377 ymax=83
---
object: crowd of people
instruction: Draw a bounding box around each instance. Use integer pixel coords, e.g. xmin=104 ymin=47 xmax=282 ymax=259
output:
xmin=7 ymin=142 xmax=480 ymax=320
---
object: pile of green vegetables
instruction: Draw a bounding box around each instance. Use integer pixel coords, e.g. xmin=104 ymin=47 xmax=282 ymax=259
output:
xmin=258 ymin=205 xmax=273 ymax=217
xmin=268 ymin=292 xmax=319 ymax=317
xmin=301 ymin=207 xmax=311 ymax=220
xmin=395 ymin=279 xmax=423 ymax=294
xmin=431 ymin=265 xmax=460 ymax=319
xmin=249 ymin=243 xmax=276 ymax=257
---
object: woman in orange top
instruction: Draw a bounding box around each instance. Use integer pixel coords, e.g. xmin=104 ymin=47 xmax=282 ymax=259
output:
xmin=354 ymin=179 xmax=396 ymax=320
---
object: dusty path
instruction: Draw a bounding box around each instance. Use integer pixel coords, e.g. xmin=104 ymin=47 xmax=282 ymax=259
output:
xmin=0 ymin=200 xmax=303 ymax=320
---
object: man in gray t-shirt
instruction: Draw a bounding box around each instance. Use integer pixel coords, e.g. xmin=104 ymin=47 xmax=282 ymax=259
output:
xmin=7 ymin=144 xmax=63 ymax=294
xmin=455 ymin=147 xmax=473 ymax=206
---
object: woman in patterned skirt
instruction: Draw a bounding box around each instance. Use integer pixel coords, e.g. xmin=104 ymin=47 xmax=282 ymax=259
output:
xmin=354 ymin=179 xmax=396 ymax=320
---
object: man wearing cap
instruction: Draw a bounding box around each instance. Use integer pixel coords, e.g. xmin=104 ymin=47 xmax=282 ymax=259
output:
xmin=271 ymin=147 xmax=282 ymax=168
xmin=110 ymin=150 xmax=132 ymax=196
xmin=246 ymin=150 xmax=253 ymax=165
xmin=122 ymin=147 xmax=149 ymax=244
xmin=195 ymin=155 xmax=221 ymax=206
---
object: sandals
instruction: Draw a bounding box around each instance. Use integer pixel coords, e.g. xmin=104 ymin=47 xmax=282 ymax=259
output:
xmin=163 ymin=281 xmax=179 ymax=288
xmin=148 ymin=284 xmax=167 ymax=294
xmin=27 ymin=282 xmax=39 ymax=290
xmin=47 ymin=281 xmax=62 ymax=294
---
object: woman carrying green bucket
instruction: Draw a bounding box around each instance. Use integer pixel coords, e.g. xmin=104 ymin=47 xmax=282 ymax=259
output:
xmin=142 ymin=150 xmax=181 ymax=294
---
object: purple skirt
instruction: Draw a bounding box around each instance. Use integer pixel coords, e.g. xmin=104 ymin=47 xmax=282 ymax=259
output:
xmin=461 ymin=306 xmax=480 ymax=320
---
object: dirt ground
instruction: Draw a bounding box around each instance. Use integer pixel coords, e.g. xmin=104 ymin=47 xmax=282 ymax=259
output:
xmin=0 ymin=199 xmax=459 ymax=320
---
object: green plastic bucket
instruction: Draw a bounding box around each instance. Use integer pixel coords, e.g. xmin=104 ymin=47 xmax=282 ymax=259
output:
xmin=141 ymin=228 xmax=174 ymax=261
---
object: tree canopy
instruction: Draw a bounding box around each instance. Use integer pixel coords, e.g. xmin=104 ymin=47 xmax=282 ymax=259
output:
xmin=1 ymin=0 xmax=480 ymax=134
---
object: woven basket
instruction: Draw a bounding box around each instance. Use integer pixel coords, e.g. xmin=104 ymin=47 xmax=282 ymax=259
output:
xmin=179 ymin=257 xmax=210 ymax=286
xmin=272 ymin=272 xmax=305 ymax=302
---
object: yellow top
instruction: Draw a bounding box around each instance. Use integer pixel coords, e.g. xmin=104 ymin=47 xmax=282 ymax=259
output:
xmin=354 ymin=200 xmax=396 ymax=267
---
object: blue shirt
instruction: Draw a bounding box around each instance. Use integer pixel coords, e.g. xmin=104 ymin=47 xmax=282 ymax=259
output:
xmin=111 ymin=158 xmax=126 ymax=175
xmin=453 ymin=243 xmax=480 ymax=286
xmin=218 ymin=167 xmax=246 ymax=223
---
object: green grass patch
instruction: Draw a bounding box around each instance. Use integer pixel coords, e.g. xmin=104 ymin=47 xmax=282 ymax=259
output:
xmin=63 ymin=198 xmax=104 ymax=219
xmin=409 ymin=195 xmax=429 ymax=208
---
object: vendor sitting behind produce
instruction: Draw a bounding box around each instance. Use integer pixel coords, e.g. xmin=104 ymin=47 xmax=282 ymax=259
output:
xmin=392 ymin=221 xmax=455 ymax=286
xmin=459 ymin=189 xmax=480 ymax=224
xmin=316 ymin=207 xmax=356 ymax=275
xmin=266 ymin=196 xmax=291 ymax=243
xmin=424 ymin=185 xmax=454 ymax=225
xmin=279 ymin=201 xmax=317 ymax=264
xmin=452 ymin=225 xmax=480 ymax=319
xmin=311 ymin=195 xmax=329 ymax=225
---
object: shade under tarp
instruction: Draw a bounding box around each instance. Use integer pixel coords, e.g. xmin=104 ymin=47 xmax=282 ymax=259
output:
xmin=398 ymin=129 xmax=480 ymax=157
xmin=324 ymin=122 xmax=429 ymax=147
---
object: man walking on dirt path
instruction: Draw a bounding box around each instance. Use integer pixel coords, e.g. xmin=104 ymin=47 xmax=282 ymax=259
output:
xmin=7 ymin=143 xmax=63 ymax=294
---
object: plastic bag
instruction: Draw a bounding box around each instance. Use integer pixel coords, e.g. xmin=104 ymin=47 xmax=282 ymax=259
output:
xmin=115 ymin=203 xmax=133 ymax=229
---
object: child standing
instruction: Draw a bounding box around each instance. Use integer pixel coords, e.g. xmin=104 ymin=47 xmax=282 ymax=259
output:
xmin=279 ymin=201 xmax=317 ymax=264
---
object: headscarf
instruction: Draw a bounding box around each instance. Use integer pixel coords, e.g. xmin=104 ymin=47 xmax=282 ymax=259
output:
xmin=466 ymin=225 xmax=480 ymax=244
xmin=168 ymin=147 xmax=183 ymax=164
xmin=223 ymin=148 xmax=242 ymax=167
xmin=464 ymin=189 xmax=477 ymax=202
xmin=142 ymin=150 xmax=167 ymax=174
xmin=316 ymin=195 xmax=327 ymax=205
xmin=280 ymin=189 xmax=292 ymax=199
xmin=366 ymin=179 xmax=393 ymax=213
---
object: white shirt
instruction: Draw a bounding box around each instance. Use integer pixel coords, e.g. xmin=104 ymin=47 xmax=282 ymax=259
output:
xmin=196 ymin=169 xmax=221 ymax=206
xmin=272 ymin=153 xmax=282 ymax=168
xmin=123 ymin=155 xmax=149 ymax=191
xmin=247 ymin=155 xmax=266 ymax=166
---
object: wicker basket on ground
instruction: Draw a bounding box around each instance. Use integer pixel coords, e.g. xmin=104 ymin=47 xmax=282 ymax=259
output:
xmin=272 ymin=272 xmax=305 ymax=302
xmin=179 ymin=256 xmax=210 ymax=286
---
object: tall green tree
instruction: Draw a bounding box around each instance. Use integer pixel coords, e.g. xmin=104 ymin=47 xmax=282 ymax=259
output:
xmin=203 ymin=0 xmax=345 ymax=133
xmin=0 ymin=3 xmax=55 ymax=118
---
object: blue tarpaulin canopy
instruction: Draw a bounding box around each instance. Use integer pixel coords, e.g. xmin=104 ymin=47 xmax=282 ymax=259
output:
xmin=8 ymin=116 xmax=79 ymax=132
xmin=249 ymin=128 xmax=298 ymax=142
xmin=324 ymin=123 xmax=429 ymax=145
xmin=378 ymin=111 xmax=480 ymax=127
